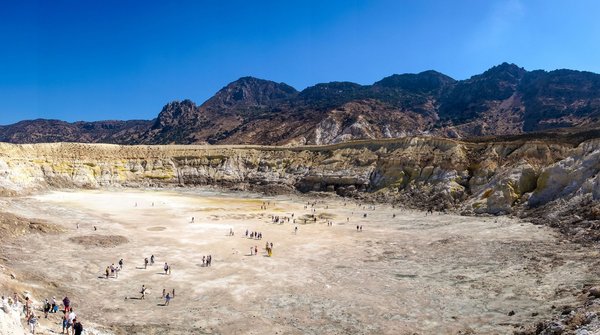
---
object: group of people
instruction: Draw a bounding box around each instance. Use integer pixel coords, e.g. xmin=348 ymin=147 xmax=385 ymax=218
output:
xmin=144 ymin=255 xmax=156 ymax=269
xmin=201 ymin=255 xmax=212 ymax=267
xmin=243 ymin=226 xmax=277 ymax=257
xmin=138 ymin=285 xmax=175 ymax=306
xmin=355 ymin=203 xmax=376 ymax=211
xmin=59 ymin=296 xmax=83 ymax=335
xmin=42 ymin=297 xmax=59 ymax=317
xmin=161 ymin=288 xmax=174 ymax=306
xmin=105 ymin=262 xmax=122 ymax=279
xmin=61 ymin=306 xmax=82 ymax=335
xmin=245 ymin=230 xmax=263 ymax=239
xmin=304 ymin=200 xmax=319 ymax=209
xmin=271 ymin=215 xmax=291 ymax=224
xmin=11 ymin=197 xmax=387 ymax=333
xmin=127 ymin=254 xmax=178 ymax=307
xmin=265 ymin=241 xmax=274 ymax=257
xmin=249 ymin=245 xmax=259 ymax=255
xmin=52 ymin=296 xmax=83 ymax=335
xmin=1 ymin=293 xmax=84 ymax=335
xmin=305 ymin=214 xmax=318 ymax=224
xmin=102 ymin=257 xmax=125 ymax=279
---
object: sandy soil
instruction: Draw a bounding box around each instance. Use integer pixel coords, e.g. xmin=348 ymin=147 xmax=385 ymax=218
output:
xmin=1 ymin=189 xmax=599 ymax=334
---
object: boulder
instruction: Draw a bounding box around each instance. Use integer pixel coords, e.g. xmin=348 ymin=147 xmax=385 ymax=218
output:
xmin=589 ymin=287 xmax=600 ymax=298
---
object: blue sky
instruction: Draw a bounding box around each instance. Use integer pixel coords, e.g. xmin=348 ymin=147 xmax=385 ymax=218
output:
xmin=1 ymin=0 xmax=599 ymax=125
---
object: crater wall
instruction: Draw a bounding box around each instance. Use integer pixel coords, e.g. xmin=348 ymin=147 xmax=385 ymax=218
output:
xmin=0 ymin=138 xmax=598 ymax=232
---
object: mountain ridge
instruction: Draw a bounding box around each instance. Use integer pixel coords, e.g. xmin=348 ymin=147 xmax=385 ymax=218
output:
xmin=2 ymin=62 xmax=600 ymax=145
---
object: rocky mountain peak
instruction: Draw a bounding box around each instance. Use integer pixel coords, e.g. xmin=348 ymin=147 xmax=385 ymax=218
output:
xmin=373 ymin=70 xmax=456 ymax=94
xmin=152 ymin=99 xmax=199 ymax=129
xmin=203 ymin=76 xmax=298 ymax=110
xmin=300 ymin=81 xmax=363 ymax=95
xmin=478 ymin=62 xmax=526 ymax=82
xmin=297 ymin=81 xmax=365 ymax=109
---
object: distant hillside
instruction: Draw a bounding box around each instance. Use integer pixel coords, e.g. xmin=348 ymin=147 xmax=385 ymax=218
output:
xmin=2 ymin=63 xmax=600 ymax=145
xmin=0 ymin=119 xmax=152 ymax=144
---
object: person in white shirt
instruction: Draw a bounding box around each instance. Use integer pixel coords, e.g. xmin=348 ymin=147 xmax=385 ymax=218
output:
xmin=67 ymin=309 xmax=77 ymax=334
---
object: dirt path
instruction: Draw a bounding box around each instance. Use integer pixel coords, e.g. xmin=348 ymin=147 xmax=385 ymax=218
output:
xmin=1 ymin=189 xmax=598 ymax=334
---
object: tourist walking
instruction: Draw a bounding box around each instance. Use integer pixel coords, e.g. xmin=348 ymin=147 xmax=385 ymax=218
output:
xmin=63 ymin=296 xmax=71 ymax=312
xmin=43 ymin=299 xmax=51 ymax=318
xmin=62 ymin=311 xmax=68 ymax=334
xmin=28 ymin=313 xmax=37 ymax=334
xmin=73 ymin=318 xmax=83 ymax=335
xmin=24 ymin=296 xmax=31 ymax=318
xmin=68 ymin=309 xmax=77 ymax=334
xmin=164 ymin=292 xmax=171 ymax=306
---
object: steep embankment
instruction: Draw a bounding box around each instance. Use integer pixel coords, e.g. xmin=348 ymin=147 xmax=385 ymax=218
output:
xmin=0 ymin=137 xmax=598 ymax=238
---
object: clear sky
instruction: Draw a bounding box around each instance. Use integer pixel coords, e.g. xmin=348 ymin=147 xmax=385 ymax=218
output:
xmin=1 ymin=0 xmax=599 ymax=125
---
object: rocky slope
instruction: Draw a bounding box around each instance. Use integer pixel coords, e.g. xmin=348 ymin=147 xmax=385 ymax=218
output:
xmin=0 ymin=301 xmax=24 ymax=335
xmin=0 ymin=136 xmax=597 ymax=240
xmin=2 ymin=63 xmax=600 ymax=145
xmin=0 ymin=119 xmax=153 ymax=144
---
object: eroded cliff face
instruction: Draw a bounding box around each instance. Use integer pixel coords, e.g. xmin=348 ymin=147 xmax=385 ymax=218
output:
xmin=0 ymin=138 xmax=598 ymax=228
